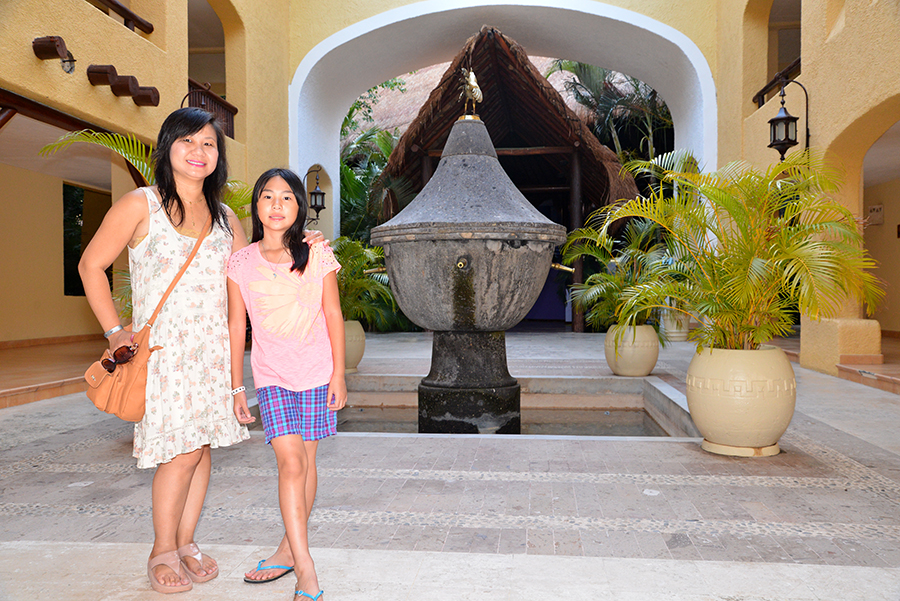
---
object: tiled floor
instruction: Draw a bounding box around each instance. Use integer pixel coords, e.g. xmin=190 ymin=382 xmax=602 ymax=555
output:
xmin=1 ymin=332 xmax=899 ymax=599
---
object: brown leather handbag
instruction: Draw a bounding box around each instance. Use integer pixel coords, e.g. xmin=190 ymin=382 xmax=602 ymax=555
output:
xmin=84 ymin=219 xmax=211 ymax=421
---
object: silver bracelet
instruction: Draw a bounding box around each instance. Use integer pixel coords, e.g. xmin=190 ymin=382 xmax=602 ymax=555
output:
xmin=231 ymin=386 xmax=246 ymax=396
xmin=103 ymin=325 xmax=124 ymax=339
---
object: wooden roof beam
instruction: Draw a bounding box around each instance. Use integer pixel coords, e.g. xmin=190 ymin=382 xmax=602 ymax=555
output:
xmin=426 ymin=146 xmax=575 ymax=157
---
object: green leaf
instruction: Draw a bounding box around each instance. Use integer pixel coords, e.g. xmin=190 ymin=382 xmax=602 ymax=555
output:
xmin=40 ymin=130 xmax=154 ymax=185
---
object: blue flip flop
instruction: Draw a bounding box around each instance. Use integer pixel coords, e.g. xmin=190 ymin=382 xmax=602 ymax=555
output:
xmin=243 ymin=559 xmax=294 ymax=584
xmin=295 ymin=590 xmax=324 ymax=601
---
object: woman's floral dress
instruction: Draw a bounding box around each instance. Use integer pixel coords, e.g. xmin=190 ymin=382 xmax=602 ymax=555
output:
xmin=129 ymin=187 xmax=249 ymax=469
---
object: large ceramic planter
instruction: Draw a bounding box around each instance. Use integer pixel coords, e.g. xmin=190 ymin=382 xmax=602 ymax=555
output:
xmin=686 ymin=346 xmax=796 ymax=457
xmin=344 ymin=319 xmax=366 ymax=374
xmin=604 ymin=324 xmax=659 ymax=377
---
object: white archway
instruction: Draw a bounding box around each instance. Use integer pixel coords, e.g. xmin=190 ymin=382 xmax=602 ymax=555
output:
xmin=290 ymin=0 xmax=717 ymax=237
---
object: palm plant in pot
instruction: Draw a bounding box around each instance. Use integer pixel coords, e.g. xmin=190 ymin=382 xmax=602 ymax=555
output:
xmin=562 ymin=217 xmax=666 ymax=376
xmin=598 ymin=150 xmax=883 ymax=456
xmin=331 ymin=236 xmax=396 ymax=373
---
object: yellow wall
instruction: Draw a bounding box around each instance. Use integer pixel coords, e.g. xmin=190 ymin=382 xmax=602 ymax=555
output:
xmin=0 ymin=0 xmax=254 ymax=178
xmin=737 ymin=0 xmax=900 ymax=212
xmin=0 ymin=0 xmax=182 ymax=143
xmin=0 ymin=163 xmax=99 ymax=340
xmin=865 ymin=178 xmax=900 ymax=333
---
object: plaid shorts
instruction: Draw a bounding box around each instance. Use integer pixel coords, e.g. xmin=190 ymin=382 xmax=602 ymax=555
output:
xmin=256 ymin=384 xmax=337 ymax=444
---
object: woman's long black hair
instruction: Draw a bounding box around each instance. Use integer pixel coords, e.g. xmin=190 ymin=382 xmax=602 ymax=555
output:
xmin=151 ymin=107 xmax=229 ymax=231
xmin=250 ymin=168 xmax=309 ymax=273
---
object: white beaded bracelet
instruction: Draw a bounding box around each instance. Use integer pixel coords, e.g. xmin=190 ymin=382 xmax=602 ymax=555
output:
xmin=231 ymin=386 xmax=246 ymax=396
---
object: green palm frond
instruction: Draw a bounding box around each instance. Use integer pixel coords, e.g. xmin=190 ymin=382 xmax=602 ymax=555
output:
xmin=597 ymin=149 xmax=884 ymax=350
xmin=224 ymin=180 xmax=252 ymax=220
xmin=40 ymin=130 xmax=251 ymax=220
xmin=40 ymin=130 xmax=154 ymax=185
xmin=331 ymin=236 xmax=398 ymax=327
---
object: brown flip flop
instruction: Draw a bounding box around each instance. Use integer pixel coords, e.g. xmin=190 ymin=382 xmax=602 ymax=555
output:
xmin=177 ymin=542 xmax=219 ymax=583
xmin=148 ymin=550 xmax=193 ymax=593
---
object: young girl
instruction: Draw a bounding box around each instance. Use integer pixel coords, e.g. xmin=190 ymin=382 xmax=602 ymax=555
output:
xmin=227 ymin=167 xmax=347 ymax=601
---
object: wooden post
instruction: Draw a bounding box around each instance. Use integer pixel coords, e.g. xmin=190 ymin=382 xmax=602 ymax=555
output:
xmin=569 ymin=152 xmax=584 ymax=332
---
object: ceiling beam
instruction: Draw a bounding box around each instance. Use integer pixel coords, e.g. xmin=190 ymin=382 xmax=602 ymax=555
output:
xmin=0 ymin=108 xmax=17 ymax=132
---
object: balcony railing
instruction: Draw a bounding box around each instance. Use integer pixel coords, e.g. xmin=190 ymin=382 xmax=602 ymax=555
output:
xmin=187 ymin=78 xmax=238 ymax=139
xmin=88 ymin=0 xmax=154 ymax=34
xmin=752 ymin=56 xmax=801 ymax=108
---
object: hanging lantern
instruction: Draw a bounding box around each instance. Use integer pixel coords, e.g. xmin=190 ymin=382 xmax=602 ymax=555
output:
xmin=768 ymin=85 xmax=799 ymax=161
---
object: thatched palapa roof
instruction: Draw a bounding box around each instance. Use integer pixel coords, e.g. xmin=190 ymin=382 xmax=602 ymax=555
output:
xmin=381 ymin=26 xmax=639 ymax=223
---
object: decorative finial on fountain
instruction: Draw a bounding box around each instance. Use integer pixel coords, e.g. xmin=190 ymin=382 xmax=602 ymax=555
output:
xmin=459 ymin=68 xmax=482 ymax=116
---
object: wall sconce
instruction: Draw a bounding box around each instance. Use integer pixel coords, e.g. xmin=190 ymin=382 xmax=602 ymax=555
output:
xmin=768 ymin=79 xmax=809 ymax=161
xmin=32 ymin=36 xmax=76 ymax=73
xmin=306 ymin=166 xmax=326 ymax=225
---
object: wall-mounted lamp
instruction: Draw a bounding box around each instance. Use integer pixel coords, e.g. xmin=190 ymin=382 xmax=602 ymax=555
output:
xmin=768 ymin=79 xmax=809 ymax=161
xmin=32 ymin=36 xmax=76 ymax=74
xmin=306 ymin=166 xmax=326 ymax=225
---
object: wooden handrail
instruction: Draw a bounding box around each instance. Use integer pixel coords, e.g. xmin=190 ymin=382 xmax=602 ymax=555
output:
xmin=89 ymin=0 xmax=154 ymax=34
xmin=752 ymin=56 xmax=801 ymax=108
xmin=187 ymin=78 xmax=238 ymax=138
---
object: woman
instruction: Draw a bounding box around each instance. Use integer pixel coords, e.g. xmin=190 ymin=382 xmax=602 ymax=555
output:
xmin=79 ymin=108 xmax=322 ymax=593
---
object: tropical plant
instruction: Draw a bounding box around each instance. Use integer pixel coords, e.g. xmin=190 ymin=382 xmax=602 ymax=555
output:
xmin=596 ymin=149 xmax=884 ymax=351
xmin=339 ymin=105 xmax=416 ymax=242
xmin=331 ymin=236 xmax=397 ymax=328
xmin=562 ymin=216 xmax=665 ymax=336
xmin=342 ymin=76 xmax=406 ymax=135
xmin=546 ymin=60 xmax=673 ymax=165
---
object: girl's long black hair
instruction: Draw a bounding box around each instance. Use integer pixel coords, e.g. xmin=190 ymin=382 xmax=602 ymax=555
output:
xmin=250 ymin=168 xmax=309 ymax=273
xmin=151 ymin=107 xmax=229 ymax=231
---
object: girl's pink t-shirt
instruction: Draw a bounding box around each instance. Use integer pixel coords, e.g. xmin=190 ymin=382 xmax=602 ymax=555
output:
xmin=227 ymin=242 xmax=341 ymax=392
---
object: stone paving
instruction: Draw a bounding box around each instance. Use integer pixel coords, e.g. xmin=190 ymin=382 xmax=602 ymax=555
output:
xmin=1 ymin=332 xmax=899 ymax=600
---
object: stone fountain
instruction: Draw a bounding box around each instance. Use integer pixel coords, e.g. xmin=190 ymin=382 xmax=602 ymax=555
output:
xmin=370 ymin=113 xmax=566 ymax=434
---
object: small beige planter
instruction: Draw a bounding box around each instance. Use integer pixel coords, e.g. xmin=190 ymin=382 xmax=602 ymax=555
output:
xmin=662 ymin=309 xmax=690 ymax=342
xmin=344 ymin=319 xmax=366 ymax=374
xmin=686 ymin=346 xmax=796 ymax=457
xmin=604 ymin=324 xmax=659 ymax=377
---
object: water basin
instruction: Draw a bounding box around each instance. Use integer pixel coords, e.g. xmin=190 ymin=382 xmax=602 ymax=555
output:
xmin=336 ymin=406 xmax=668 ymax=436
xmin=340 ymin=374 xmax=700 ymax=438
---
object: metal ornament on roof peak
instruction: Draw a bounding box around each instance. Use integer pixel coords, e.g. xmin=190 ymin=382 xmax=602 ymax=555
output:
xmin=459 ymin=68 xmax=483 ymax=115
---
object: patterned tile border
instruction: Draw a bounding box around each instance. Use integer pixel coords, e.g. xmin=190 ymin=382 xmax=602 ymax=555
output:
xmin=1 ymin=500 xmax=897 ymax=543
xmin=5 ymin=429 xmax=898 ymax=501
xmin=2 ymin=424 xmax=899 ymax=551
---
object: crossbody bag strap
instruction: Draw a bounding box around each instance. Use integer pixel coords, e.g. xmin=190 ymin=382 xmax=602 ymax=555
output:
xmin=145 ymin=217 xmax=212 ymax=327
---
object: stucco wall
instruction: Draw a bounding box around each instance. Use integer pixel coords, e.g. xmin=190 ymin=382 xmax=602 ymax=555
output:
xmin=0 ymin=163 xmax=100 ymax=341
xmin=738 ymin=0 xmax=900 ymax=214
xmin=0 ymin=0 xmax=183 ymax=143
xmin=865 ymin=178 xmax=900 ymax=333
